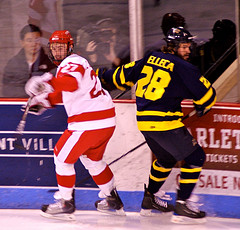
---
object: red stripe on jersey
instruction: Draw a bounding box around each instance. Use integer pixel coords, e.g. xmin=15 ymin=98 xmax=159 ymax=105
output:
xmin=48 ymin=91 xmax=63 ymax=105
xmin=54 ymin=130 xmax=73 ymax=157
xmin=63 ymin=127 xmax=115 ymax=163
xmin=68 ymin=107 xmax=115 ymax=123
xmin=50 ymin=74 xmax=78 ymax=92
xmin=56 ymin=173 xmax=76 ymax=188
xmin=92 ymin=165 xmax=113 ymax=185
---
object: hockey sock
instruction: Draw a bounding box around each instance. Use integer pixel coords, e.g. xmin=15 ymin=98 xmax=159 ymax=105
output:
xmin=177 ymin=164 xmax=202 ymax=200
xmin=177 ymin=146 xmax=206 ymax=200
xmin=56 ymin=173 xmax=76 ymax=188
xmin=92 ymin=165 xmax=113 ymax=186
xmin=56 ymin=173 xmax=76 ymax=200
xmin=148 ymin=160 xmax=172 ymax=194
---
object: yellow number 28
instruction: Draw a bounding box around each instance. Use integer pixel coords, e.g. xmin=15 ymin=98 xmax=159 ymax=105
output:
xmin=135 ymin=66 xmax=171 ymax=101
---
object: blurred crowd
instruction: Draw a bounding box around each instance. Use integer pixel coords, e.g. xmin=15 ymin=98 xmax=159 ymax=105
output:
xmin=1 ymin=1 xmax=236 ymax=99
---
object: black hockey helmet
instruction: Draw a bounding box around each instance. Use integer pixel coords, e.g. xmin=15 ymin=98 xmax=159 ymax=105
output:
xmin=165 ymin=27 xmax=194 ymax=45
xmin=161 ymin=13 xmax=186 ymax=36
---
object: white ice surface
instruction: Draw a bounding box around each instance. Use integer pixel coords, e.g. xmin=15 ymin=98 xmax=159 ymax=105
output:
xmin=1 ymin=209 xmax=240 ymax=230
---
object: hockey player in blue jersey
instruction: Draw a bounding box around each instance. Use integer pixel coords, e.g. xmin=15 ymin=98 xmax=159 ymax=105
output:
xmin=97 ymin=27 xmax=216 ymax=224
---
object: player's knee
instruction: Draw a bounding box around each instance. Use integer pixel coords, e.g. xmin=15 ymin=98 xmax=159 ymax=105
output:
xmin=80 ymin=155 xmax=107 ymax=176
xmin=155 ymin=157 xmax=176 ymax=169
xmin=54 ymin=155 xmax=75 ymax=175
xmin=184 ymin=146 xmax=206 ymax=167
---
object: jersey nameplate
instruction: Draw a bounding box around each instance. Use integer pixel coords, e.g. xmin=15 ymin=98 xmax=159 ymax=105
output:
xmin=147 ymin=55 xmax=174 ymax=72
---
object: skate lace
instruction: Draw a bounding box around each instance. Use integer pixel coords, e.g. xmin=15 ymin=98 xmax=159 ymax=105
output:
xmin=186 ymin=200 xmax=203 ymax=213
xmin=154 ymin=196 xmax=168 ymax=208
xmin=154 ymin=190 xmax=172 ymax=201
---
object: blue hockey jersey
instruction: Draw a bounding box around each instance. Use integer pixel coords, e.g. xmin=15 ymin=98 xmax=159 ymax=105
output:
xmin=102 ymin=51 xmax=216 ymax=131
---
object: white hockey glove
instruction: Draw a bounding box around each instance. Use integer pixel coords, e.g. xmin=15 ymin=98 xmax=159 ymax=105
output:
xmin=22 ymin=93 xmax=52 ymax=115
xmin=25 ymin=73 xmax=54 ymax=97
xmin=21 ymin=104 xmax=47 ymax=116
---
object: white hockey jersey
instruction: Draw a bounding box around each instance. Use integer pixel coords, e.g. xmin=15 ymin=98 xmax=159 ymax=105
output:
xmin=49 ymin=54 xmax=116 ymax=131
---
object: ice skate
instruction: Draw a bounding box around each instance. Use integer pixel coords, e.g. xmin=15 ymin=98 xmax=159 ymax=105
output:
xmin=95 ymin=188 xmax=125 ymax=216
xmin=171 ymin=200 xmax=206 ymax=224
xmin=41 ymin=197 xmax=76 ymax=221
xmin=140 ymin=184 xmax=174 ymax=216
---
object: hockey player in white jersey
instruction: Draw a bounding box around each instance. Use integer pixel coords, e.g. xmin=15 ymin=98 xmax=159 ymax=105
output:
xmin=24 ymin=30 xmax=125 ymax=220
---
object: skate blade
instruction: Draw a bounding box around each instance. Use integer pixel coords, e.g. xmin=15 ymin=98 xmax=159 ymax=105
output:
xmin=171 ymin=214 xmax=206 ymax=224
xmin=140 ymin=208 xmax=168 ymax=217
xmin=97 ymin=207 xmax=126 ymax=216
xmin=40 ymin=211 xmax=76 ymax=221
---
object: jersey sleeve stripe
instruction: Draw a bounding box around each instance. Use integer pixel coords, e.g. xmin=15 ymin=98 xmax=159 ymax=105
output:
xmin=193 ymin=87 xmax=214 ymax=105
xmin=112 ymin=66 xmax=134 ymax=90
xmin=113 ymin=67 xmax=126 ymax=90
xmin=120 ymin=66 xmax=135 ymax=87
xmin=206 ymin=95 xmax=217 ymax=109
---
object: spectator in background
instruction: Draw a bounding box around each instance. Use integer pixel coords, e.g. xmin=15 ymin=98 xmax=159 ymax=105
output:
xmin=161 ymin=13 xmax=186 ymax=36
xmin=112 ymin=12 xmax=186 ymax=68
xmin=76 ymin=18 xmax=124 ymax=99
xmin=145 ymin=12 xmax=187 ymax=53
xmin=2 ymin=24 xmax=56 ymax=98
xmin=28 ymin=0 xmax=60 ymax=46
xmin=76 ymin=18 xmax=118 ymax=69
xmin=192 ymin=19 xmax=236 ymax=84
xmin=109 ymin=12 xmax=187 ymax=99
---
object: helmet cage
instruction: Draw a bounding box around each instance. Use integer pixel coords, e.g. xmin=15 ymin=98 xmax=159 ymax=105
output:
xmin=48 ymin=30 xmax=74 ymax=65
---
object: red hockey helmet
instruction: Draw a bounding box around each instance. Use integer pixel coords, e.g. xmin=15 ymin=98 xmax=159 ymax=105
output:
xmin=49 ymin=30 xmax=74 ymax=45
xmin=48 ymin=30 xmax=74 ymax=65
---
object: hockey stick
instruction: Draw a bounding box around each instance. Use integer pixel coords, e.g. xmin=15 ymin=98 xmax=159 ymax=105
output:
xmin=114 ymin=90 xmax=130 ymax=99
xmin=75 ymin=141 xmax=147 ymax=186
xmin=46 ymin=108 xmax=197 ymax=191
xmin=14 ymin=97 xmax=33 ymax=150
xmin=73 ymin=105 xmax=198 ymax=186
xmin=181 ymin=109 xmax=196 ymax=121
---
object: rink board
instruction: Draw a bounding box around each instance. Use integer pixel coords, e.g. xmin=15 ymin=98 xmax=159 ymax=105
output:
xmin=0 ymin=187 xmax=240 ymax=218
xmin=0 ymin=101 xmax=95 ymax=188
xmin=0 ymin=99 xmax=240 ymax=218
